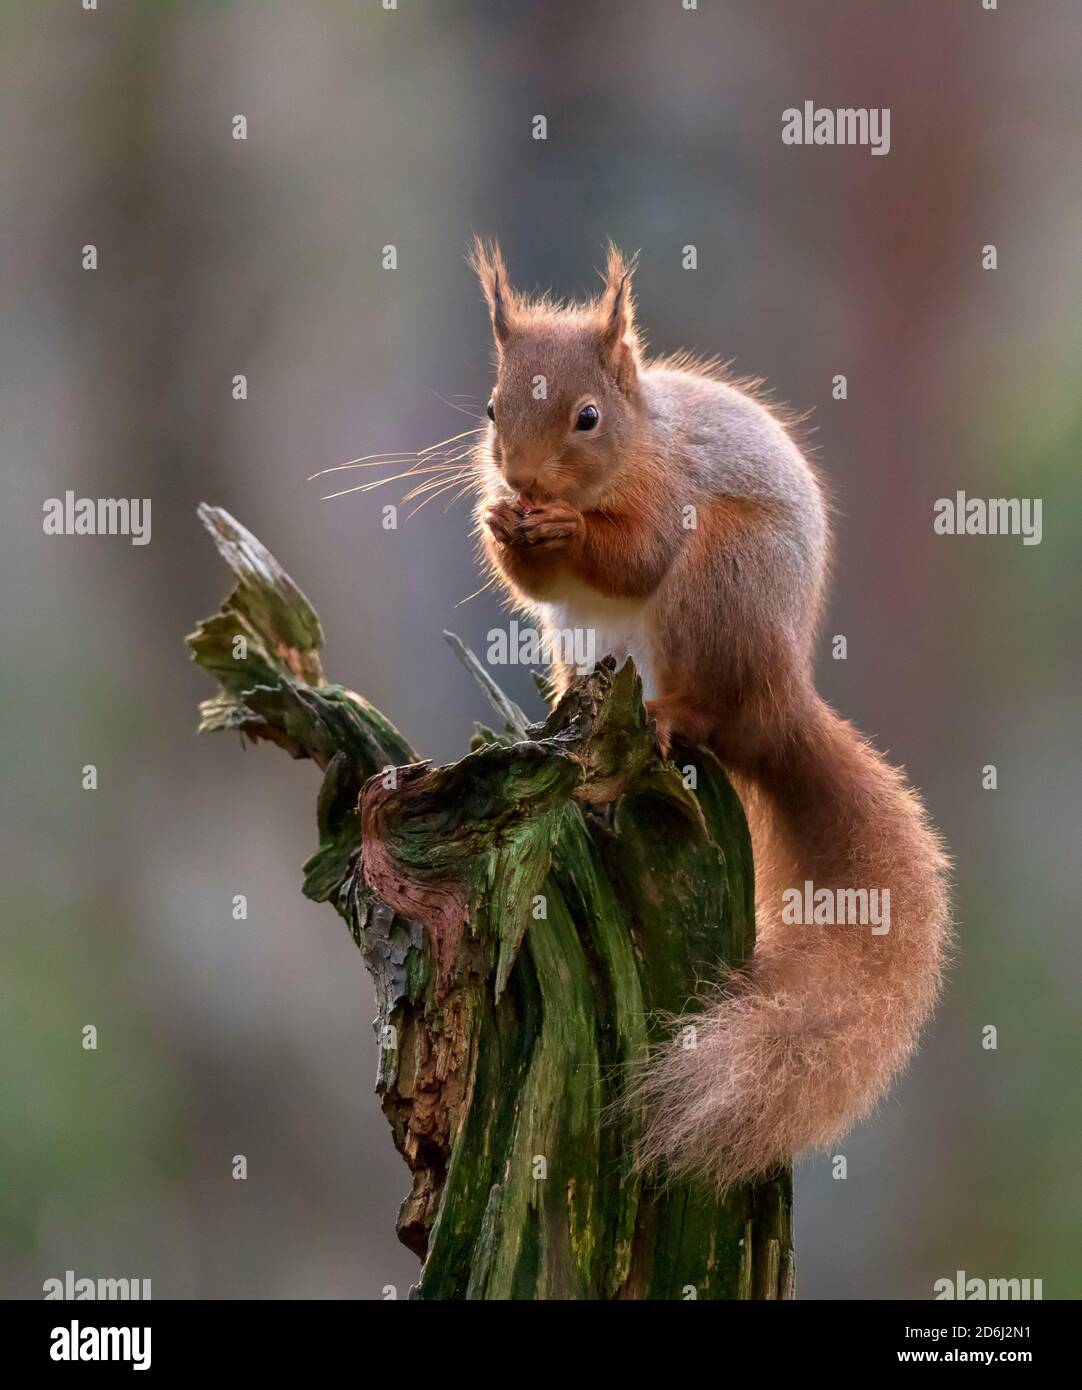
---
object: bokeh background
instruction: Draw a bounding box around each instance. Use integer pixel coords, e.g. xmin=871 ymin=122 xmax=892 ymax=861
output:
xmin=2 ymin=0 xmax=1079 ymax=1299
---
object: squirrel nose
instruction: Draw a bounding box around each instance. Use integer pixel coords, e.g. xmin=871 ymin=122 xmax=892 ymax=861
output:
xmin=505 ymin=469 xmax=536 ymax=493
xmin=504 ymin=457 xmax=539 ymax=492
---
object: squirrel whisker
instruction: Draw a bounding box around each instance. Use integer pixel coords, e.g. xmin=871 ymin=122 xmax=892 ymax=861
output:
xmin=308 ymin=427 xmax=485 ymax=481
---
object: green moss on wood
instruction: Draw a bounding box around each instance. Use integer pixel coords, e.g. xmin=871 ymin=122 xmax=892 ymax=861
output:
xmin=186 ymin=504 xmax=794 ymax=1300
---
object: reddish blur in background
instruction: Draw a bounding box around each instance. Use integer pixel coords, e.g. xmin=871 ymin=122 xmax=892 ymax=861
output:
xmin=2 ymin=0 xmax=1079 ymax=1298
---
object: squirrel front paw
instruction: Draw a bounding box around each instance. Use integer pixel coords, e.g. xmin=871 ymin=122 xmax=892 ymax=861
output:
xmin=483 ymin=498 xmax=528 ymax=545
xmin=484 ymin=498 xmax=585 ymax=554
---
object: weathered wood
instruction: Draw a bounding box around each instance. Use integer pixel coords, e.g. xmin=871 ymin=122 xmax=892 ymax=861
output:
xmin=186 ymin=504 xmax=794 ymax=1300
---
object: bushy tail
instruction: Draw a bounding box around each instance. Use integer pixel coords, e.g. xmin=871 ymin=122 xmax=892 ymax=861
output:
xmin=634 ymin=697 xmax=951 ymax=1185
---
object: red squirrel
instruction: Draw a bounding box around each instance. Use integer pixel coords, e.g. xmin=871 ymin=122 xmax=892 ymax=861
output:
xmin=469 ymin=239 xmax=951 ymax=1185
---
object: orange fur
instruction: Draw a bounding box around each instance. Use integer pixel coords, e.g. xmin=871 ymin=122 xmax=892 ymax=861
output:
xmin=468 ymin=241 xmax=952 ymax=1184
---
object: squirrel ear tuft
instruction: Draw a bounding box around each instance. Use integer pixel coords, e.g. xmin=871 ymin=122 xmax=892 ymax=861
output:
xmin=598 ymin=243 xmax=640 ymax=384
xmin=469 ymin=237 xmax=515 ymax=347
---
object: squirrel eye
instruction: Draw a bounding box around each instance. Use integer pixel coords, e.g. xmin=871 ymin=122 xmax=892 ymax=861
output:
xmin=486 ymin=398 xmax=496 ymax=423
xmin=575 ymin=404 xmax=599 ymax=431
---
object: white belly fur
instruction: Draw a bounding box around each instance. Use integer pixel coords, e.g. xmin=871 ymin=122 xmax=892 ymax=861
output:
xmin=540 ymin=574 xmax=657 ymax=699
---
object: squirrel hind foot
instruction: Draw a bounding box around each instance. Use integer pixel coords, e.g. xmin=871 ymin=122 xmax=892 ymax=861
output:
xmin=645 ymin=696 xmax=718 ymax=758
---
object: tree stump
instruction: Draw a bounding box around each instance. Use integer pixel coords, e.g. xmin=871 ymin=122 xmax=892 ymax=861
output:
xmin=186 ymin=505 xmax=794 ymax=1300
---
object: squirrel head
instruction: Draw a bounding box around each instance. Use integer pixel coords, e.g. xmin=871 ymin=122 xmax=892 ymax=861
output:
xmin=470 ymin=239 xmax=644 ymax=508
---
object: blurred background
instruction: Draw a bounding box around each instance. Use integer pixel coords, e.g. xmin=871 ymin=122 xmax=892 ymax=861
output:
xmin=2 ymin=0 xmax=1079 ymax=1299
